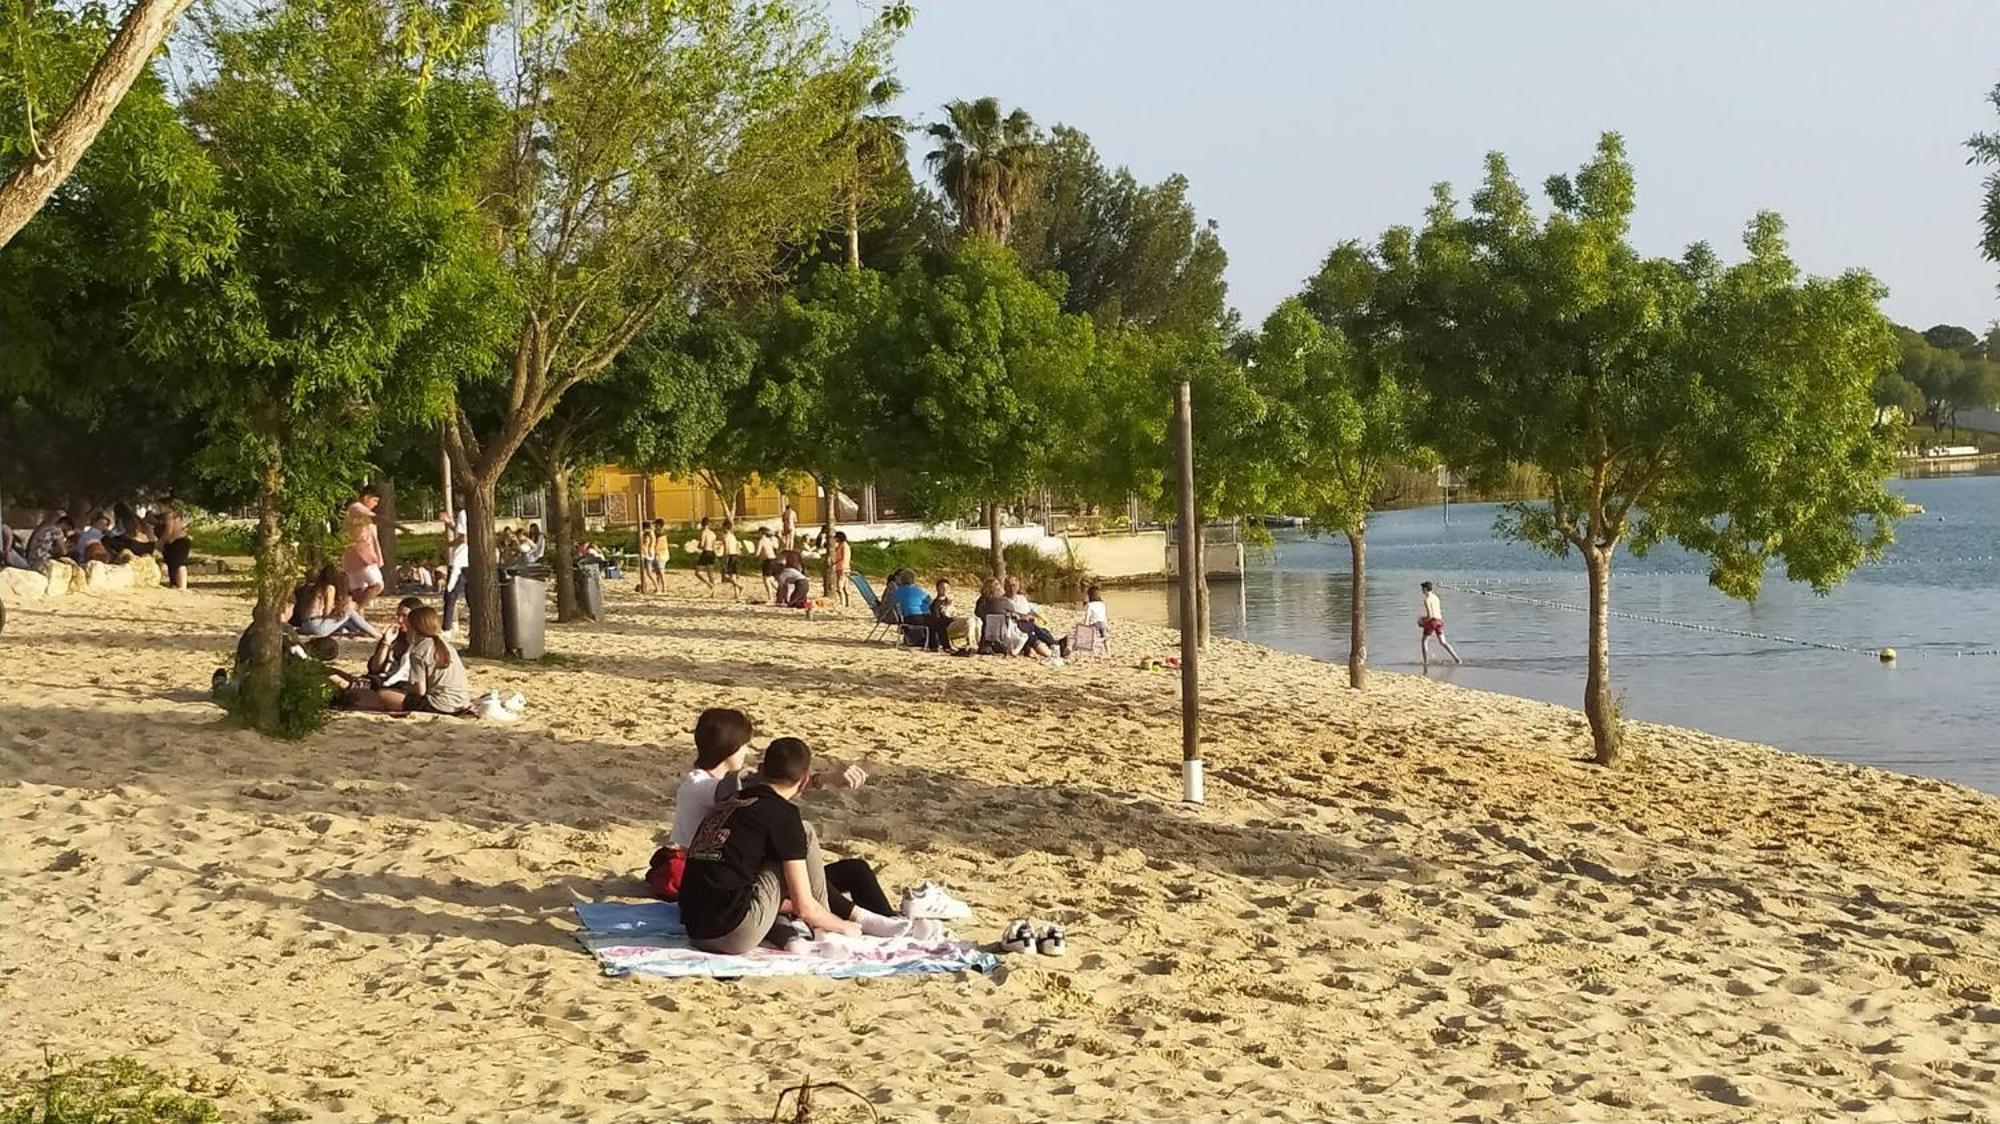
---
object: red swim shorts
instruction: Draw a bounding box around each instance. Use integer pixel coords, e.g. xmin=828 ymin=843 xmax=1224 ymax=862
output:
xmin=1419 ymin=616 xmax=1444 ymax=637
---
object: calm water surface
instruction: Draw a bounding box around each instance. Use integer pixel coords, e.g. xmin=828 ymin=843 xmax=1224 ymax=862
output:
xmin=1101 ymin=469 xmax=2000 ymax=794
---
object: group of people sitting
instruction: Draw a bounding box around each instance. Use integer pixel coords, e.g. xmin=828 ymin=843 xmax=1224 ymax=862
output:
xmin=876 ymin=571 xmax=1110 ymax=662
xmin=3 ymin=501 xmax=193 ymax=589
xmin=650 ymin=708 xmax=953 ymax=952
xmin=240 ymin=588 xmax=477 ymax=716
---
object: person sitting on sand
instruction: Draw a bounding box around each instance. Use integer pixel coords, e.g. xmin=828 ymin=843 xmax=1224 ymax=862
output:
xmin=679 ymin=735 xmax=930 ymax=953
xmin=339 ymin=606 xmax=468 ymax=714
xmin=292 ymin=564 xmax=381 ymax=639
xmin=521 ymin=522 xmax=546 ymax=565
xmin=654 ymin=709 xmax=863 ymax=893
xmin=72 ymin=512 xmax=110 ymax=564
xmin=364 ymin=596 xmax=425 ymax=687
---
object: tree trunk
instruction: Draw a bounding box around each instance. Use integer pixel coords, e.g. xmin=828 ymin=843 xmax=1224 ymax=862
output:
xmin=1584 ymin=545 xmax=1621 ymax=766
xmin=464 ymin=478 xmax=504 ymax=658
xmin=1346 ymin=525 xmax=1367 ymax=689
xmin=0 ymin=0 xmax=194 ymax=249
xmin=375 ymin=478 xmax=398 ymax=587
xmin=845 ymin=194 xmax=861 ymax=271
xmin=1193 ymin=521 xmax=1211 ymax=648
xmin=820 ymin=473 xmax=838 ymax=595
xmin=986 ymin=501 xmax=1006 ymax=580
xmin=243 ymin=444 xmax=290 ymax=734
xmin=547 ymin=458 xmax=579 ymax=622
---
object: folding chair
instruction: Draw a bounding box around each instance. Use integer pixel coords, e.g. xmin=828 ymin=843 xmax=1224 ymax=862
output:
xmin=850 ymin=573 xmax=899 ymax=644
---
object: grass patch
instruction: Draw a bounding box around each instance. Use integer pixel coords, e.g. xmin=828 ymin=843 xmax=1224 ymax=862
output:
xmin=187 ymin=522 xmax=254 ymax=559
xmin=1902 ymin=424 xmax=2000 ymax=454
xmin=846 ymin=537 xmax=1082 ymax=594
xmin=1 ymin=1053 xmax=223 ymax=1123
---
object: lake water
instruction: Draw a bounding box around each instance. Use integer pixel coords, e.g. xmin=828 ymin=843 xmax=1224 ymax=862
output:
xmin=1100 ymin=468 xmax=2000 ymax=794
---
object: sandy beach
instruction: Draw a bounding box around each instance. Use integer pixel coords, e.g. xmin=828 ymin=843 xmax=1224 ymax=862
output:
xmin=3 ymin=573 xmax=1998 ymax=1122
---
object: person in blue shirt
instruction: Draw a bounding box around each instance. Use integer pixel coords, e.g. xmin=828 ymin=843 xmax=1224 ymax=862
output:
xmin=882 ymin=569 xmax=934 ymax=645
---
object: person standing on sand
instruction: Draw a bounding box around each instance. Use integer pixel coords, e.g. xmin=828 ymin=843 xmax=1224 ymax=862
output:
xmin=779 ymin=499 xmax=797 ymax=550
xmin=718 ymin=519 xmax=743 ymax=599
xmin=440 ymin=507 xmax=468 ymax=632
xmin=754 ymin=526 xmax=780 ymax=601
xmin=829 ymin=531 xmax=851 ymax=606
xmin=1418 ymin=580 xmax=1462 ymax=670
xmin=637 ymin=520 xmax=659 ymax=594
xmin=695 ymin=516 xmax=718 ymax=595
xmin=342 ymin=487 xmax=385 ymax=612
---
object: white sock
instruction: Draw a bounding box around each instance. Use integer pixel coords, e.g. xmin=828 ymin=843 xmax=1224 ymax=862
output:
xmin=850 ymin=907 xmax=912 ymax=939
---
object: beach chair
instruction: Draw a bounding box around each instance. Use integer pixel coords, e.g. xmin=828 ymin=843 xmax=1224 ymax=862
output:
xmin=1068 ymin=622 xmax=1107 ymax=658
xmin=850 ymin=573 xmax=897 ymax=644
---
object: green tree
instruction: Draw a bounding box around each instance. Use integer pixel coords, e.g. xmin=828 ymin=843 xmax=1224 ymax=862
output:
xmin=522 ymin=312 xmax=749 ymax=619
xmin=1969 ymin=80 xmax=2000 ymax=277
xmin=924 ymin=96 xmax=1041 ymax=245
xmin=0 ymin=0 xmax=194 ymax=247
xmin=855 ymin=238 xmax=1093 ymax=579
xmin=163 ymin=0 xmax=504 ymax=731
xmin=1012 ymin=124 xmax=1230 ymax=333
xmin=1252 ymin=285 xmax=1428 ymax=689
xmin=446 ymin=0 xmax=877 ymax=656
xmin=731 ymin=265 xmax=889 ymax=590
xmin=1401 ymin=135 xmax=1901 ymax=765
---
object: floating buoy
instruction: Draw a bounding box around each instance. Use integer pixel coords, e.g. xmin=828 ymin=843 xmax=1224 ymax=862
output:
xmin=1878 ymin=648 xmax=1897 ymax=663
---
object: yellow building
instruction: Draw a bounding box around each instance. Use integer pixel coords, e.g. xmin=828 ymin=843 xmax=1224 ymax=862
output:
xmin=577 ymin=468 xmax=832 ymax=528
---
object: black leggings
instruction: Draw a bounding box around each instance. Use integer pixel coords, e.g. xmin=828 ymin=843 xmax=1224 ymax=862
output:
xmin=162 ymin=537 xmax=191 ymax=574
xmin=824 ymin=857 xmax=891 ymax=920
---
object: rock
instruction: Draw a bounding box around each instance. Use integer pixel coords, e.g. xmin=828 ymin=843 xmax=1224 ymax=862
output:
xmin=0 ymin=566 xmax=49 ymax=603
xmin=239 ymin=782 xmax=295 ymax=801
xmin=128 ymin=553 xmax=163 ymax=588
xmin=38 ymin=558 xmax=82 ymax=597
xmin=84 ymin=559 xmax=136 ymax=593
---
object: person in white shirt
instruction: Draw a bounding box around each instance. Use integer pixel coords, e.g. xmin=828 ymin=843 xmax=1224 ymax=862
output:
xmin=440 ymin=508 xmax=469 ymax=632
xmin=1418 ymin=581 xmax=1462 ymax=670
xmin=520 ymin=522 xmax=546 ymax=564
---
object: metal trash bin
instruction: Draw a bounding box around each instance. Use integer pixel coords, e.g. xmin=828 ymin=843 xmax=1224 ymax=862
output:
xmin=500 ymin=572 xmax=547 ymax=660
xmin=576 ymin=564 xmax=605 ymax=622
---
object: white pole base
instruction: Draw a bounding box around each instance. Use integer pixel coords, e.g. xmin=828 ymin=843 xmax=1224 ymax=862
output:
xmin=1182 ymin=758 xmax=1206 ymax=804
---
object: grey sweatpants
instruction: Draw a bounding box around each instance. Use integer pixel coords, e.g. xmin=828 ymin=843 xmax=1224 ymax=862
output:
xmin=690 ymin=821 xmax=830 ymax=955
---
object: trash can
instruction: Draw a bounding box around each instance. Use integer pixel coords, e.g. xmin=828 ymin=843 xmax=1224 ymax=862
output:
xmin=500 ymin=572 xmax=547 ymax=660
xmin=575 ymin=563 xmax=605 ymax=622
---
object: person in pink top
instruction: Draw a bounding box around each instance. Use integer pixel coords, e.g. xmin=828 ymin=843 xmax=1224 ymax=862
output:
xmin=342 ymin=486 xmax=385 ymax=612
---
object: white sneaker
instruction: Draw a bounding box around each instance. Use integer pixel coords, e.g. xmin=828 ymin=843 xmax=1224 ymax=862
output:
xmin=502 ymin=691 xmax=526 ymax=714
xmin=900 ymin=881 xmax=972 ymax=920
xmin=1036 ymin=924 xmax=1067 ymax=957
xmin=1000 ymin=918 xmax=1036 ymax=954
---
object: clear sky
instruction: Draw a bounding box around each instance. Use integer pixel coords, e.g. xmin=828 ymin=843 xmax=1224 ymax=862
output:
xmin=870 ymin=0 xmax=2000 ymax=332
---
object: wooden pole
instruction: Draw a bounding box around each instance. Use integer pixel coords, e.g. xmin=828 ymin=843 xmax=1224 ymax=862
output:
xmin=1175 ymin=380 xmax=1203 ymax=804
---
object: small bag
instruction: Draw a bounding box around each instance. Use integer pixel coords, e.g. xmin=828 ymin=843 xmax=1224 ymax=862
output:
xmin=645 ymin=846 xmax=686 ymax=900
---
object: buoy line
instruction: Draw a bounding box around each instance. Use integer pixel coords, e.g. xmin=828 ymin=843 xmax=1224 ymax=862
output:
xmin=1435 ymin=583 xmax=1999 ymax=660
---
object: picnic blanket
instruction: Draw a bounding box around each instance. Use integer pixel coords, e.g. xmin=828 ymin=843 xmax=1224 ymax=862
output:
xmin=573 ymin=901 xmax=998 ymax=980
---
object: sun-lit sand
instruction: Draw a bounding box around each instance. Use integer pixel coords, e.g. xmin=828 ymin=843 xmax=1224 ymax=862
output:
xmin=3 ymin=573 xmax=1998 ymax=1122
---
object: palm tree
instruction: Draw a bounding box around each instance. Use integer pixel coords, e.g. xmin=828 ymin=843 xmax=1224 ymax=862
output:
xmin=839 ymin=76 xmax=907 ymax=271
xmin=925 ymin=96 xmax=1041 ymax=245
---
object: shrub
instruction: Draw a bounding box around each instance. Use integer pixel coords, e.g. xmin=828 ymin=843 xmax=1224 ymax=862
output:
xmin=0 ymin=1054 xmax=221 ymax=1124
xmin=216 ymin=651 xmax=333 ymax=740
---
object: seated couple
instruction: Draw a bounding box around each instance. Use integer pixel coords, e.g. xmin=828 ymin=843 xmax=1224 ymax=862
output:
xmin=972 ymin=576 xmax=1068 ymax=659
xmin=290 ymin=564 xmax=382 ymax=639
xmin=654 ymin=708 xmax=941 ymax=951
xmin=329 ymin=597 xmax=473 ymax=715
xmin=880 ymin=570 xmax=976 ymax=652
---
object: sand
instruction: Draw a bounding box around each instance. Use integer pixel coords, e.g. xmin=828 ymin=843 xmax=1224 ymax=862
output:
xmin=2 ymin=572 xmax=1998 ymax=1122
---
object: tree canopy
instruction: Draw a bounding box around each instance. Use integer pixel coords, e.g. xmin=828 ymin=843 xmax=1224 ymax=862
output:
xmin=1394 ymin=134 xmax=1901 ymax=764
